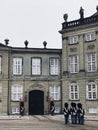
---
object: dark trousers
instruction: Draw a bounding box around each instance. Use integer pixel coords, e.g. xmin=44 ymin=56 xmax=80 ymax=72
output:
xmin=78 ymin=115 xmax=84 ymax=124
xmin=71 ymin=115 xmax=77 ymax=124
xmin=64 ymin=114 xmax=69 ymax=124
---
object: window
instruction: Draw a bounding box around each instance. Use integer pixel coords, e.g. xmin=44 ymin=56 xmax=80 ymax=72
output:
xmin=12 ymin=107 xmax=19 ymax=114
xmin=0 ymin=57 xmax=2 ymax=74
xmin=89 ymin=108 xmax=97 ymax=114
xmin=69 ymin=55 xmax=79 ymax=73
xmin=13 ymin=58 xmax=22 ymax=75
xmin=11 ymin=85 xmax=23 ymax=101
xmin=85 ymin=32 xmax=96 ymax=41
xmin=69 ymin=36 xmax=78 ymax=44
xmin=50 ymin=58 xmax=59 ymax=75
xmin=49 ymin=85 xmax=60 ymax=100
xmin=32 ymin=58 xmax=41 ymax=75
xmin=86 ymin=53 xmax=97 ymax=72
xmin=69 ymin=83 xmax=79 ymax=100
xmin=86 ymin=83 xmax=97 ymax=100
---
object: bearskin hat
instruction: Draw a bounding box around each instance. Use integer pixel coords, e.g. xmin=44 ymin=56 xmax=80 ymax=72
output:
xmin=64 ymin=102 xmax=68 ymax=108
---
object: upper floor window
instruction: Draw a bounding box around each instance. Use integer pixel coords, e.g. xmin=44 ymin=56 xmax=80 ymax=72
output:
xmin=85 ymin=32 xmax=96 ymax=42
xmin=69 ymin=83 xmax=79 ymax=100
xmin=69 ymin=36 xmax=78 ymax=44
xmin=11 ymin=85 xmax=23 ymax=101
xmin=86 ymin=83 xmax=97 ymax=100
xmin=50 ymin=58 xmax=59 ymax=75
xmin=86 ymin=53 xmax=97 ymax=72
xmin=0 ymin=57 xmax=2 ymax=74
xmin=49 ymin=85 xmax=60 ymax=100
xmin=13 ymin=58 xmax=22 ymax=75
xmin=32 ymin=58 xmax=41 ymax=75
xmin=69 ymin=55 xmax=79 ymax=73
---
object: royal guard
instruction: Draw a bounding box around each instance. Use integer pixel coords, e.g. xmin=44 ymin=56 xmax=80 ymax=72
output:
xmin=77 ymin=103 xmax=85 ymax=124
xmin=63 ymin=102 xmax=70 ymax=124
xmin=70 ymin=102 xmax=77 ymax=124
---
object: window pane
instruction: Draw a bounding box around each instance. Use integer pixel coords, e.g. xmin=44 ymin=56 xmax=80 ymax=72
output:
xmin=69 ymin=56 xmax=79 ymax=73
xmin=49 ymin=86 xmax=60 ymax=100
xmin=69 ymin=84 xmax=79 ymax=100
xmin=50 ymin=58 xmax=59 ymax=75
xmin=32 ymin=58 xmax=41 ymax=75
xmin=12 ymin=85 xmax=23 ymax=101
xmin=13 ymin=58 xmax=22 ymax=75
xmin=87 ymin=84 xmax=97 ymax=100
xmin=87 ymin=53 xmax=96 ymax=72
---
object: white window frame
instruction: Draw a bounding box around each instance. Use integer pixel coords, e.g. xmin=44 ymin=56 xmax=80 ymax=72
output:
xmin=69 ymin=55 xmax=79 ymax=73
xmin=12 ymin=107 xmax=20 ymax=114
xmin=49 ymin=85 xmax=60 ymax=100
xmin=86 ymin=83 xmax=97 ymax=100
xmin=89 ymin=108 xmax=97 ymax=114
xmin=13 ymin=58 xmax=22 ymax=75
xmin=32 ymin=58 xmax=41 ymax=75
xmin=69 ymin=36 xmax=78 ymax=44
xmin=85 ymin=32 xmax=96 ymax=42
xmin=11 ymin=85 xmax=23 ymax=101
xmin=86 ymin=53 xmax=97 ymax=72
xmin=69 ymin=83 xmax=79 ymax=100
xmin=50 ymin=58 xmax=59 ymax=75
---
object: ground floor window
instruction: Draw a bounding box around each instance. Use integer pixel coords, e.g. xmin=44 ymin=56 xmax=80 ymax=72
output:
xmin=12 ymin=107 xmax=19 ymax=114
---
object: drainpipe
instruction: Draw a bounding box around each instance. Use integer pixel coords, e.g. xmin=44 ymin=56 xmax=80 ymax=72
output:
xmin=5 ymin=39 xmax=11 ymax=115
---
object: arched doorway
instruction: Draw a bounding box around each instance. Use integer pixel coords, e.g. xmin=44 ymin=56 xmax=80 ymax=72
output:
xmin=29 ymin=90 xmax=44 ymax=115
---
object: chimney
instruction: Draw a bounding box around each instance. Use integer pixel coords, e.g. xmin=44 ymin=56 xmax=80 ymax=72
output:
xmin=43 ymin=41 xmax=47 ymax=49
xmin=24 ymin=40 xmax=28 ymax=48
xmin=4 ymin=39 xmax=9 ymax=46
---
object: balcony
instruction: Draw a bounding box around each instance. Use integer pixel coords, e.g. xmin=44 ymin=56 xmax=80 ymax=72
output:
xmin=62 ymin=15 xmax=98 ymax=30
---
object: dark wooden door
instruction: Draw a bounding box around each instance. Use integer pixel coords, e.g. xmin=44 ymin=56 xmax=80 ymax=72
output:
xmin=29 ymin=90 xmax=44 ymax=115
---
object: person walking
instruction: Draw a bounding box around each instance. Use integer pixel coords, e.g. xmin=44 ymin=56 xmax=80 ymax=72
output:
xmin=70 ymin=102 xmax=77 ymax=124
xmin=63 ymin=102 xmax=70 ymax=124
xmin=77 ymin=103 xmax=85 ymax=124
xmin=50 ymin=101 xmax=55 ymax=116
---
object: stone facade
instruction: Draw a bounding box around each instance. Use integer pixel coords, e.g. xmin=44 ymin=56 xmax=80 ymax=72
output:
xmin=60 ymin=7 xmax=98 ymax=115
xmin=0 ymin=7 xmax=98 ymax=115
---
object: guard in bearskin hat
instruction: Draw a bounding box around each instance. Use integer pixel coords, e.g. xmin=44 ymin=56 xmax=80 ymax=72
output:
xmin=63 ymin=102 xmax=70 ymax=124
xmin=77 ymin=103 xmax=85 ymax=124
xmin=70 ymin=102 xmax=77 ymax=124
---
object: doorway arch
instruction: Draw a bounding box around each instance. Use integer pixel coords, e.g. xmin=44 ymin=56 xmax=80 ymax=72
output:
xmin=29 ymin=90 xmax=44 ymax=115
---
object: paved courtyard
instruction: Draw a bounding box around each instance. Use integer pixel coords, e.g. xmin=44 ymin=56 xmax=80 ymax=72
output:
xmin=0 ymin=115 xmax=97 ymax=130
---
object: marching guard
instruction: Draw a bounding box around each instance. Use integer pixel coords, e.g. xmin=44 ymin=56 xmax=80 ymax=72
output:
xmin=63 ymin=102 xmax=70 ymax=124
xmin=77 ymin=103 xmax=85 ymax=124
xmin=70 ymin=102 xmax=77 ymax=124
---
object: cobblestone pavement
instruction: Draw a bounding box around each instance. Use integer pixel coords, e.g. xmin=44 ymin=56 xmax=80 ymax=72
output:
xmin=0 ymin=115 xmax=97 ymax=130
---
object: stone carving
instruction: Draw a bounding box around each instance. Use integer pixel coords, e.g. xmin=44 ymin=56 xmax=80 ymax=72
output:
xmin=63 ymin=13 xmax=68 ymax=22
xmin=70 ymin=47 xmax=77 ymax=52
xmin=87 ymin=44 xmax=95 ymax=50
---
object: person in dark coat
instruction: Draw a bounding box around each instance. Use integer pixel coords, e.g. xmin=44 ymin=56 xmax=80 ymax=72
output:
xmin=70 ymin=102 xmax=77 ymax=124
xmin=63 ymin=102 xmax=70 ymax=124
xmin=77 ymin=103 xmax=85 ymax=124
xmin=50 ymin=101 xmax=55 ymax=116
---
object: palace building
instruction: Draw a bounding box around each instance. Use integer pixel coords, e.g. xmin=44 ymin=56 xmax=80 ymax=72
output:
xmin=0 ymin=6 xmax=98 ymax=115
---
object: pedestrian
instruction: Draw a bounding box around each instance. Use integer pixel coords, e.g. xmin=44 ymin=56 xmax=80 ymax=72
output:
xmin=20 ymin=106 xmax=25 ymax=116
xmin=77 ymin=103 xmax=85 ymax=124
xmin=50 ymin=101 xmax=55 ymax=116
xmin=70 ymin=102 xmax=77 ymax=124
xmin=63 ymin=102 xmax=70 ymax=124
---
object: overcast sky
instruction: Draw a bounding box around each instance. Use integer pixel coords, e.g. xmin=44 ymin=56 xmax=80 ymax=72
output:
xmin=0 ymin=0 xmax=98 ymax=48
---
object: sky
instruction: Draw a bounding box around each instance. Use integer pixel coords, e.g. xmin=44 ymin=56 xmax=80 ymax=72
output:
xmin=0 ymin=0 xmax=98 ymax=48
